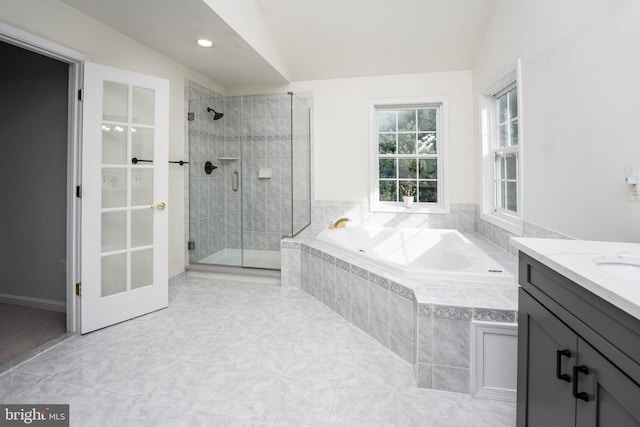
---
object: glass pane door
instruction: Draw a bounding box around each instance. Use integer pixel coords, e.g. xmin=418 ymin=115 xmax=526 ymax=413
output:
xmin=81 ymin=62 xmax=168 ymax=334
xmin=101 ymin=81 xmax=155 ymax=297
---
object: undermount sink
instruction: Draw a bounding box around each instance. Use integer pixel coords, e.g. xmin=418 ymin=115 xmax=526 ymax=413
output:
xmin=594 ymin=255 xmax=640 ymax=282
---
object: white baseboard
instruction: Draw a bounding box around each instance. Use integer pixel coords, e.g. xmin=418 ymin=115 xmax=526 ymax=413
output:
xmin=472 ymin=321 xmax=518 ymax=402
xmin=0 ymin=293 xmax=66 ymax=313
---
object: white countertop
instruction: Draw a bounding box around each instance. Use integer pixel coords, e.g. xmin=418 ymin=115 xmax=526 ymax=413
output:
xmin=511 ymin=238 xmax=640 ymax=320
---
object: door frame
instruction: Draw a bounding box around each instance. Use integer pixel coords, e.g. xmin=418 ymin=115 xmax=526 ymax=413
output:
xmin=0 ymin=21 xmax=89 ymax=333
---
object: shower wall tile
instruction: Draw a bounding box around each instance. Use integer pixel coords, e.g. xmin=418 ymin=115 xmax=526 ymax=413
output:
xmin=253 ymin=232 xmax=267 ymax=250
xmin=252 ymin=214 xmax=266 ymax=232
xmin=266 ymin=233 xmax=281 ymax=251
xmin=226 ymin=230 xmax=241 ymax=249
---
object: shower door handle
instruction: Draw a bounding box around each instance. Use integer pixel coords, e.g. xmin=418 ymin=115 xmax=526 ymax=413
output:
xmin=232 ymin=171 xmax=239 ymax=192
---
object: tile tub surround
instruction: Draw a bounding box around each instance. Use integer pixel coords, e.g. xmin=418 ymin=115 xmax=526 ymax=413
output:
xmin=281 ymin=233 xmax=518 ymax=395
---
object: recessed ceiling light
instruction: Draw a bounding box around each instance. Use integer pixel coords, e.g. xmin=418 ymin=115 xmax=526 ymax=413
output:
xmin=196 ymin=39 xmax=214 ymax=48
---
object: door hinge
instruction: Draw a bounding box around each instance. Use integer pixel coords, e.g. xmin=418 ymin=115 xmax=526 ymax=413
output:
xmin=187 ymin=112 xmax=194 ymax=121
xmin=77 ymin=88 xmax=84 ymax=102
xmin=75 ymin=282 xmax=82 ymax=296
xmin=76 ymin=185 xmax=82 ymax=198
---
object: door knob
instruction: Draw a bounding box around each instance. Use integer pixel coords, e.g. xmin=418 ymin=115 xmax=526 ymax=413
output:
xmin=151 ymin=201 xmax=166 ymax=210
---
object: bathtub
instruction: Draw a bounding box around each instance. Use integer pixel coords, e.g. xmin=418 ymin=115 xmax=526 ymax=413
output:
xmin=314 ymin=225 xmax=514 ymax=283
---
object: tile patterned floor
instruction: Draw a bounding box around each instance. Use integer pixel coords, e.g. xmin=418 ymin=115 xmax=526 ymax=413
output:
xmin=0 ymin=275 xmax=516 ymax=426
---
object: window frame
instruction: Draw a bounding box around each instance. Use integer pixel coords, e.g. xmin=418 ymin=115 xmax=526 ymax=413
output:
xmin=369 ymin=97 xmax=449 ymax=214
xmin=479 ymin=61 xmax=524 ymax=235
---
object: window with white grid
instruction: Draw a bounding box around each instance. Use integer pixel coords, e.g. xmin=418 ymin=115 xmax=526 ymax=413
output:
xmin=370 ymin=98 xmax=449 ymax=213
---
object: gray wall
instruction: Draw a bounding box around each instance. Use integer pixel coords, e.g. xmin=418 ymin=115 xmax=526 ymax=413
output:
xmin=0 ymin=41 xmax=68 ymax=304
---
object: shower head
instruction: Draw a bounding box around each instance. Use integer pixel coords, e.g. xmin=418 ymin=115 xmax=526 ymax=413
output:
xmin=206 ymin=107 xmax=224 ymax=120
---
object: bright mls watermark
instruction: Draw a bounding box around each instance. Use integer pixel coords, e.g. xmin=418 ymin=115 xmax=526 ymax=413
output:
xmin=1 ymin=405 xmax=69 ymax=426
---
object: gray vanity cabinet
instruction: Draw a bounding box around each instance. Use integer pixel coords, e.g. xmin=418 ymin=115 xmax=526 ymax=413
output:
xmin=517 ymin=253 xmax=640 ymax=427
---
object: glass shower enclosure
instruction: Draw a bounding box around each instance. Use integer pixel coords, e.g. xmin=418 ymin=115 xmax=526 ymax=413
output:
xmin=188 ymin=93 xmax=310 ymax=270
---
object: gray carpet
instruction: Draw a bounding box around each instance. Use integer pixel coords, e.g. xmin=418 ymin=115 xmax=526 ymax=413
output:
xmin=0 ymin=303 xmax=66 ymax=366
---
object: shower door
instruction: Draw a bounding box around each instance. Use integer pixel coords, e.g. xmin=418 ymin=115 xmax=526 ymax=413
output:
xmin=291 ymin=94 xmax=311 ymax=236
xmin=188 ymin=97 xmax=240 ymax=266
xmin=188 ymin=93 xmax=311 ymax=270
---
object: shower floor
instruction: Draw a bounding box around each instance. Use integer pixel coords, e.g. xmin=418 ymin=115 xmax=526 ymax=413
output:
xmin=197 ymin=248 xmax=281 ymax=270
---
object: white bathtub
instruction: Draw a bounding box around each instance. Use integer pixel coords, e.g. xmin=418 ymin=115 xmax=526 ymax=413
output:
xmin=315 ymin=225 xmax=514 ymax=283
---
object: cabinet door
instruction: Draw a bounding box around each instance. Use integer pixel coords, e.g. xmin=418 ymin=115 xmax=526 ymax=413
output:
xmin=517 ymin=289 xmax=577 ymax=427
xmin=575 ymin=338 xmax=640 ymax=427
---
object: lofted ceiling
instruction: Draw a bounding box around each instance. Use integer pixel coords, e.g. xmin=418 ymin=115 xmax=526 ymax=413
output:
xmin=60 ymin=0 xmax=499 ymax=87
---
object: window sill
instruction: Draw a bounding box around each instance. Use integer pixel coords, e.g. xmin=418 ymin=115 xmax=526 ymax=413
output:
xmin=370 ymin=201 xmax=450 ymax=214
xmin=480 ymin=210 xmax=523 ymax=236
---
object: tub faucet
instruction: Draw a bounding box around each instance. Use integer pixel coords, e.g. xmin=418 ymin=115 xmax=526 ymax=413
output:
xmin=329 ymin=217 xmax=351 ymax=229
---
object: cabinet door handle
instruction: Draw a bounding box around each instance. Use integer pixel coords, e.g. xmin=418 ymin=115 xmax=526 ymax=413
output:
xmin=572 ymin=365 xmax=589 ymax=401
xmin=556 ymin=349 xmax=571 ymax=382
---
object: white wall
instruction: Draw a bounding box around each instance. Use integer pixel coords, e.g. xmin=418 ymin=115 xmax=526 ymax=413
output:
xmin=473 ymin=0 xmax=640 ymax=242
xmin=0 ymin=0 xmax=225 ymax=277
xmin=229 ymin=70 xmax=475 ymax=204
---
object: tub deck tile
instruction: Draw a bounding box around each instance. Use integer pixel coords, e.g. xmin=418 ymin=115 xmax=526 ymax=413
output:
xmin=389 ymin=281 xmax=413 ymax=301
xmin=433 ymin=306 xmax=473 ymax=321
xmin=472 ymin=309 xmax=516 ymax=323
xmin=369 ymin=273 xmax=390 ymax=290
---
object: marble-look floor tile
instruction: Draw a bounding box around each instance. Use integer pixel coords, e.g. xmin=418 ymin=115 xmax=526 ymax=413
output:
xmin=397 ymin=393 xmax=468 ymax=426
xmin=15 ymin=339 xmax=98 ymax=378
xmin=261 ymin=377 xmax=335 ymax=426
xmin=234 ymin=338 xmax=295 ymax=375
xmin=1 ymin=276 xmax=518 ymax=427
xmin=0 ymin=371 xmax=44 ymax=402
xmin=146 ymin=360 xmax=225 ymax=408
xmin=339 ymin=349 xmax=396 ymax=391
xmin=462 ymin=397 xmax=516 ymax=427
xmin=187 ymin=410 xmax=255 ymax=427
xmin=116 ymin=401 xmax=196 ymax=427
xmin=284 ymin=343 xmax=342 ymax=382
xmin=329 ymin=387 xmax=397 ymax=426
xmin=192 ymin=368 xmax=281 ymax=421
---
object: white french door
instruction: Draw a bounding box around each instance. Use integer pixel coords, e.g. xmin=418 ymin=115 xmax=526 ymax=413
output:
xmin=80 ymin=63 xmax=169 ymax=334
